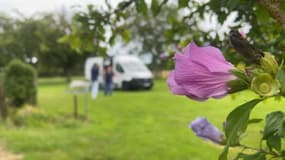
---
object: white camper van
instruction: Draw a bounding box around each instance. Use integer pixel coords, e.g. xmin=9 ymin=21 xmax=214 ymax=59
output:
xmin=85 ymin=55 xmax=153 ymax=90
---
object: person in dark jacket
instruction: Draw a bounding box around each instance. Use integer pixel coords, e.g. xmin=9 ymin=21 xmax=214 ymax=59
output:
xmin=104 ymin=66 xmax=114 ymax=96
xmin=91 ymin=63 xmax=99 ymax=99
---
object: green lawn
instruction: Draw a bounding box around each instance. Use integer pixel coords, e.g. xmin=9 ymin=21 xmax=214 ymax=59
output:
xmin=0 ymin=78 xmax=284 ymax=160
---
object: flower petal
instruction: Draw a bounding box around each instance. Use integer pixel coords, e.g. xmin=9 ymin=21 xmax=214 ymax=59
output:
xmin=189 ymin=44 xmax=233 ymax=73
xmin=168 ymin=41 xmax=236 ymax=101
xmin=167 ymin=71 xmax=188 ymax=95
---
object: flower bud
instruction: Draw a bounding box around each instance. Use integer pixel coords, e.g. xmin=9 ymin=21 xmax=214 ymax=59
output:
xmin=190 ymin=117 xmax=224 ymax=144
xmin=260 ymin=52 xmax=279 ymax=76
xmin=251 ymin=73 xmax=280 ymax=97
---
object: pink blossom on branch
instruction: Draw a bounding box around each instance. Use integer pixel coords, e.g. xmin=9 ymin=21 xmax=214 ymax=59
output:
xmin=167 ymin=41 xmax=235 ymax=101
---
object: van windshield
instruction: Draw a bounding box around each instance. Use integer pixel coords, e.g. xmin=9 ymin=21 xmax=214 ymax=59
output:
xmin=121 ymin=61 xmax=149 ymax=72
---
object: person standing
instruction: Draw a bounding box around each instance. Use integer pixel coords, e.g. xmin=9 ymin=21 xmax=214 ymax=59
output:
xmin=91 ymin=63 xmax=99 ymax=99
xmin=104 ymin=66 xmax=114 ymax=96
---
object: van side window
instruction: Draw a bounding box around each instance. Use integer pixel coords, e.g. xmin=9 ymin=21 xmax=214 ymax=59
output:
xmin=116 ymin=64 xmax=124 ymax=73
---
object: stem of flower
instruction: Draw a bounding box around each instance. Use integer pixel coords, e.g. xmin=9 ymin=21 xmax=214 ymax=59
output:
xmin=239 ymin=144 xmax=281 ymax=158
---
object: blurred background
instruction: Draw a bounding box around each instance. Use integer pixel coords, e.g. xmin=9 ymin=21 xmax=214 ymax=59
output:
xmin=0 ymin=0 xmax=284 ymax=159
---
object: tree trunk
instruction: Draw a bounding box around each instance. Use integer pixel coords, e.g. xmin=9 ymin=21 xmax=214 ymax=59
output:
xmin=65 ymin=69 xmax=72 ymax=83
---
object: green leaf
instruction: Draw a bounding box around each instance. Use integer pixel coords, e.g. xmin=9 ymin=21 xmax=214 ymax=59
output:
xmin=219 ymin=99 xmax=262 ymax=160
xmin=263 ymin=111 xmax=285 ymax=139
xmin=225 ymin=99 xmax=261 ymax=145
xmin=121 ymin=29 xmax=131 ymax=42
xmin=237 ymin=152 xmax=266 ymax=160
xmin=255 ymin=5 xmax=271 ymax=25
xmin=266 ymin=134 xmax=281 ymax=152
xmin=118 ymin=1 xmax=132 ymax=10
xmin=248 ymin=118 xmax=263 ymax=124
xmin=151 ymin=0 xmax=160 ymax=16
xmin=281 ymin=151 xmax=285 ymax=160
xmin=98 ymin=47 xmax=107 ymax=56
xmin=282 ymin=0 xmax=285 ymax=12
xmin=230 ymin=69 xmax=249 ymax=83
xmin=178 ymin=0 xmax=189 ymax=8
xmin=217 ymin=12 xmax=227 ymax=24
xmin=135 ymin=0 xmax=148 ymax=15
xmin=263 ymin=111 xmax=285 ymax=153
xmin=277 ymin=68 xmax=285 ymax=95
xmin=227 ymin=0 xmax=240 ymax=11
xmin=109 ymin=34 xmax=116 ymax=46
xmin=227 ymin=79 xmax=248 ymax=93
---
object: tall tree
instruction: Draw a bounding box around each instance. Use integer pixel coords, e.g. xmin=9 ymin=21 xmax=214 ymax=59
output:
xmin=59 ymin=5 xmax=110 ymax=55
xmin=0 ymin=12 xmax=88 ymax=81
xmin=36 ymin=13 xmax=89 ymax=81
xmin=65 ymin=0 xmax=285 ymax=66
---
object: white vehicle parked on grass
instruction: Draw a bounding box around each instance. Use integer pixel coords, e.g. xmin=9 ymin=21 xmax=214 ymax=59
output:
xmin=85 ymin=55 xmax=154 ymax=90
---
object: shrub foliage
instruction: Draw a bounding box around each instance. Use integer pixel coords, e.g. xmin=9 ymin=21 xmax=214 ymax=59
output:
xmin=3 ymin=59 xmax=37 ymax=107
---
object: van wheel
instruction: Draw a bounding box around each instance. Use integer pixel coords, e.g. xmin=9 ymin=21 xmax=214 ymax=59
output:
xmin=145 ymin=85 xmax=153 ymax=90
xmin=145 ymin=83 xmax=154 ymax=90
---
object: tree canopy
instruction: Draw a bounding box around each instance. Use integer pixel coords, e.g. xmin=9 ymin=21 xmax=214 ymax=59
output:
xmin=1 ymin=0 xmax=285 ymax=77
xmin=61 ymin=0 xmax=285 ymax=66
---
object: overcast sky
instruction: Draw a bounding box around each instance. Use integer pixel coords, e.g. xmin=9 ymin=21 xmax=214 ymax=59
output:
xmin=0 ymin=0 xmax=123 ymax=17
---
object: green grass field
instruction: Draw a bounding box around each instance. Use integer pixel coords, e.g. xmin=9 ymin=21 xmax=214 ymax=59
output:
xmin=0 ymin=78 xmax=284 ymax=160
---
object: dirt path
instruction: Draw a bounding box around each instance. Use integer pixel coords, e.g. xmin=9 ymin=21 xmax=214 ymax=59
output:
xmin=0 ymin=146 xmax=22 ymax=160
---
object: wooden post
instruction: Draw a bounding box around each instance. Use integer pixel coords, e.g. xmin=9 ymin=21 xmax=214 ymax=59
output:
xmin=73 ymin=95 xmax=78 ymax=119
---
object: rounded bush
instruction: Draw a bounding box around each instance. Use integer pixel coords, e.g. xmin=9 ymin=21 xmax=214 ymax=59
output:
xmin=3 ymin=59 xmax=37 ymax=107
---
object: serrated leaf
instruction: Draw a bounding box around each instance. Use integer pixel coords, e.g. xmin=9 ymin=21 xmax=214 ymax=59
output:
xmin=151 ymin=0 xmax=160 ymax=16
xmin=263 ymin=111 xmax=285 ymax=139
xmin=219 ymin=99 xmax=262 ymax=160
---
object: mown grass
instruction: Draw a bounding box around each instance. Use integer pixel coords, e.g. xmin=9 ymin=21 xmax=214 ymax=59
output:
xmin=0 ymin=78 xmax=284 ymax=160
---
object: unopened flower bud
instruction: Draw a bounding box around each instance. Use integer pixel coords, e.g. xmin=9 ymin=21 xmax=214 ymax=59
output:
xmin=260 ymin=52 xmax=279 ymax=76
xmin=190 ymin=117 xmax=224 ymax=144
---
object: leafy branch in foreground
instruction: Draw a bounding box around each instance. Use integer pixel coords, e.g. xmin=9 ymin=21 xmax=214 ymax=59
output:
xmin=167 ymin=29 xmax=285 ymax=159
